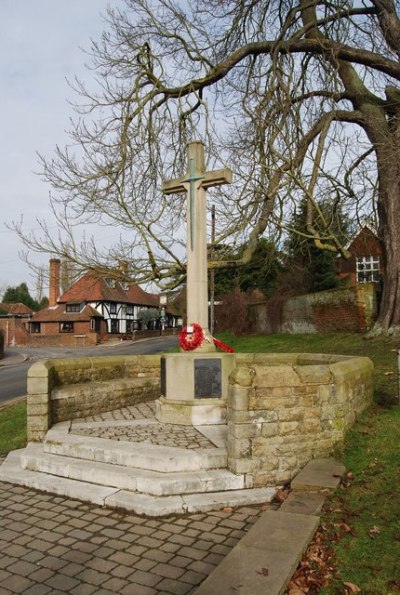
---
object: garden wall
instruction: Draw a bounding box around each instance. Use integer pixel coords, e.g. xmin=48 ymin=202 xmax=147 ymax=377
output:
xmin=27 ymin=355 xmax=161 ymax=441
xmin=227 ymin=353 xmax=373 ymax=486
xmin=250 ymin=284 xmax=377 ymax=334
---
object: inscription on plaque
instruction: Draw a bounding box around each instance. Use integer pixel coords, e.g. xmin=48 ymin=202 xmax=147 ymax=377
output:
xmin=160 ymin=357 xmax=166 ymax=396
xmin=194 ymin=359 xmax=222 ymax=399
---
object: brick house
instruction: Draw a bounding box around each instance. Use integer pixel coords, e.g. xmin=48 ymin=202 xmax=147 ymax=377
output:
xmin=0 ymin=302 xmax=33 ymax=346
xmin=27 ymin=259 xmax=179 ymax=346
xmin=337 ymin=223 xmax=384 ymax=285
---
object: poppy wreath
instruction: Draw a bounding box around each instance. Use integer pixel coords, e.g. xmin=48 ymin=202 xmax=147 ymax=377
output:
xmin=213 ymin=338 xmax=235 ymax=353
xmin=179 ymin=323 xmax=205 ymax=351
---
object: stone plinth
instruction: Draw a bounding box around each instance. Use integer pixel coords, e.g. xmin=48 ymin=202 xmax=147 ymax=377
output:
xmin=156 ymin=352 xmax=236 ymax=425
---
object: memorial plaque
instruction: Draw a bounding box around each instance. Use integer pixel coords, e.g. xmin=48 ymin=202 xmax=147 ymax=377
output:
xmin=194 ymin=359 xmax=222 ymax=399
xmin=160 ymin=356 xmax=166 ymax=396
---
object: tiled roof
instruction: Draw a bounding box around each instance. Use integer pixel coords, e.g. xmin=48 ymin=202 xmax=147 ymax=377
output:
xmin=31 ymin=304 xmax=102 ymax=323
xmin=58 ymin=274 xmax=159 ymax=307
xmin=0 ymin=302 xmax=33 ymax=315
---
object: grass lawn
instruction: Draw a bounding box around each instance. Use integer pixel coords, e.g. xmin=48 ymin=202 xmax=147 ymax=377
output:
xmin=0 ymin=400 xmax=27 ymax=456
xmin=1 ymin=332 xmax=399 ymax=591
xmin=218 ymin=332 xmax=400 ymax=594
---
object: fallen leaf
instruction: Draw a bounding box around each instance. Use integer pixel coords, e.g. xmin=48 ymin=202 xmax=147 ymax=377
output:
xmin=369 ymin=525 xmax=381 ymax=537
xmin=222 ymin=507 xmax=234 ymax=513
xmin=343 ymin=581 xmax=361 ymax=593
xmin=256 ymin=567 xmax=269 ymax=576
xmin=384 ymin=371 xmax=395 ymax=376
xmin=273 ymin=487 xmax=291 ymax=503
xmin=387 ymin=579 xmax=400 ymax=591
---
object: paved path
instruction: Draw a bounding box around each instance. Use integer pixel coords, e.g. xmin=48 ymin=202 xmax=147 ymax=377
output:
xmin=0 ymin=478 xmax=262 ymax=594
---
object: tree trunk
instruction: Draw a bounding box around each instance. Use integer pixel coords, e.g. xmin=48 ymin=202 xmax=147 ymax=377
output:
xmin=370 ymin=116 xmax=400 ymax=332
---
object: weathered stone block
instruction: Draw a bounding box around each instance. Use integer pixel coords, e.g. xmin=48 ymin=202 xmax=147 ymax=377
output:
xmin=227 ymin=457 xmax=256 ymax=474
xmin=301 ymin=419 xmax=321 ymax=433
xmin=279 ymin=421 xmax=299 ymax=435
xmin=227 ymin=435 xmax=251 ymax=458
xmin=230 ymin=423 xmax=261 ymax=439
xmin=253 ymin=364 xmax=301 ymax=387
xmin=260 ymin=423 xmax=279 ymax=438
xmin=27 ymin=402 xmax=49 ymax=416
xmin=278 ymin=407 xmax=305 ymax=422
xmin=229 ymin=366 xmax=255 ymax=387
xmin=257 ymin=456 xmax=279 ymax=472
xmin=294 ymin=364 xmax=333 ymax=384
xmin=228 ymin=385 xmax=250 ymax=411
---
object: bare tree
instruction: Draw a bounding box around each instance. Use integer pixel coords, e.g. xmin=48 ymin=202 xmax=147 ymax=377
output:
xmin=13 ymin=0 xmax=400 ymax=332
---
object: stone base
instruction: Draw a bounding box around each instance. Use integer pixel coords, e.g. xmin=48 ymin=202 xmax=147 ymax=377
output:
xmin=156 ymin=396 xmax=227 ymax=425
xmin=157 ymin=352 xmax=236 ymax=426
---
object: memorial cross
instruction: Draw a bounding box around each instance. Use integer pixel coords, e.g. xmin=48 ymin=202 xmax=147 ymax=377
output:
xmin=163 ymin=141 xmax=232 ymax=347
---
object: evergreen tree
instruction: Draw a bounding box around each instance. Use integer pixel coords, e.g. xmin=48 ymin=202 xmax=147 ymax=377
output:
xmin=2 ymin=283 xmax=41 ymax=311
xmin=212 ymin=239 xmax=282 ymax=298
xmin=286 ymin=198 xmax=351 ymax=293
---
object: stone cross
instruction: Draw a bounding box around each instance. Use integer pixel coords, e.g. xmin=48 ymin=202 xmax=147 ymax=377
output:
xmin=163 ymin=141 xmax=232 ymax=348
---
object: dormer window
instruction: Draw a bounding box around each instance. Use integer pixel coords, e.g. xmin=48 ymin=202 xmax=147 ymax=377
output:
xmin=121 ymin=281 xmax=129 ymax=290
xmin=105 ymin=278 xmax=116 ymax=288
xmin=66 ymin=303 xmax=83 ymax=313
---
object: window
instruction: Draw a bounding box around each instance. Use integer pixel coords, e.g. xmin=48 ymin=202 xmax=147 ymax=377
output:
xmin=126 ymin=305 xmax=133 ymax=315
xmin=60 ymin=322 xmax=74 ymax=333
xmin=66 ymin=303 xmax=82 ymax=313
xmin=105 ymin=278 xmax=116 ymax=288
xmin=109 ymin=303 xmax=117 ymax=314
xmin=110 ymin=319 xmax=119 ymax=333
xmin=121 ymin=281 xmax=129 ymax=290
xmin=30 ymin=322 xmax=41 ymax=334
xmin=356 ymin=256 xmax=380 ymax=283
xmin=126 ymin=320 xmax=134 ymax=333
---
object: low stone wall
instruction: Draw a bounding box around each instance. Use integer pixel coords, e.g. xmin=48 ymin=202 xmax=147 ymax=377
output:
xmin=27 ymin=355 xmax=161 ymax=441
xmin=227 ymin=353 xmax=373 ymax=486
xmin=26 ymin=351 xmax=374 ymax=488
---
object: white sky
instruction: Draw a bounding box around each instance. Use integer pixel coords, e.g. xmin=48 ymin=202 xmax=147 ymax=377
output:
xmin=0 ymin=0 xmax=118 ymax=298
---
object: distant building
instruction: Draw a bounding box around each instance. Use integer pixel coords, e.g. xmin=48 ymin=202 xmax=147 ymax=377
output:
xmin=27 ymin=259 xmax=180 ymax=346
xmin=337 ymin=223 xmax=384 ymax=285
xmin=0 ymin=302 xmax=33 ymax=346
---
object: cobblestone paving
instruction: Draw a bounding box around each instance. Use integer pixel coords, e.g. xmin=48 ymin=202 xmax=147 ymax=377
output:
xmin=0 ymin=480 xmax=262 ymax=594
xmin=69 ymin=401 xmax=218 ymax=449
xmin=76 ymin=402 xmax=157 ymax=423
xmin=71 ymin=423 xmax=215 ymax=450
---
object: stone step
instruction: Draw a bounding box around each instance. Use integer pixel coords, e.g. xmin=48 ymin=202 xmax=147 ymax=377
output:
xmin=0 ymin=450 xmax=276 ymax=517
xmin=21 ymin=442 xmax=247 ymax=496
xmin=44 ymin=423 xmax=227 ymax=472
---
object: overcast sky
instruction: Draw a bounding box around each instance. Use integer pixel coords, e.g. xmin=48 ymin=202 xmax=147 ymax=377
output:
xmin=0 ymin=0 xmax=118 ymax=298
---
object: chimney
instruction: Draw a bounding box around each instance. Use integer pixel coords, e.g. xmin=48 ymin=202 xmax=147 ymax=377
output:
xmin=49 ymin=259 xmax=61 ymax=306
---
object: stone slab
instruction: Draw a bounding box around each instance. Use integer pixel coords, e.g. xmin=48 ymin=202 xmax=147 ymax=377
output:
xmin=106 ymin=486 xmax=276 ymax=517
xmin=291 ymin=458 xmax=345 ymax=491
xmin=0 ymin=450 xmax=117 ymax=506
xmin=44 ymin=431 xmax=226 ymax=472
xmin=195 ymin=511 xmax=319 ymax=595
xmin=280 ymin=491 xmax=326 ymax=516
xmin=182 ymin=487 xmax=276 ymax=513
xmin=195 ymin=424 xmax=227 ymax=447
xmin=21 ymin=443 xmax=245 ymax=496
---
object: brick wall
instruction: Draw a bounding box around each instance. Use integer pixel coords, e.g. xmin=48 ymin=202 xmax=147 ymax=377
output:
xmin=28 ymin=320 xmax=102 ymax=347
xmin=250 ymin=284 xmax=377 ymax=334
xmin=0 ymin=318 xmax=31 ymax=346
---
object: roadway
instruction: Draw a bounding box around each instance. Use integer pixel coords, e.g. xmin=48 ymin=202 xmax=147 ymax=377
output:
xmin=0 ymin=335 xmax=178 ymax=404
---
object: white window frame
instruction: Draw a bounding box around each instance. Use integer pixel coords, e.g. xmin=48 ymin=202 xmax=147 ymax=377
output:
xmin=356 ymin=256 xmax=380 ymax=283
